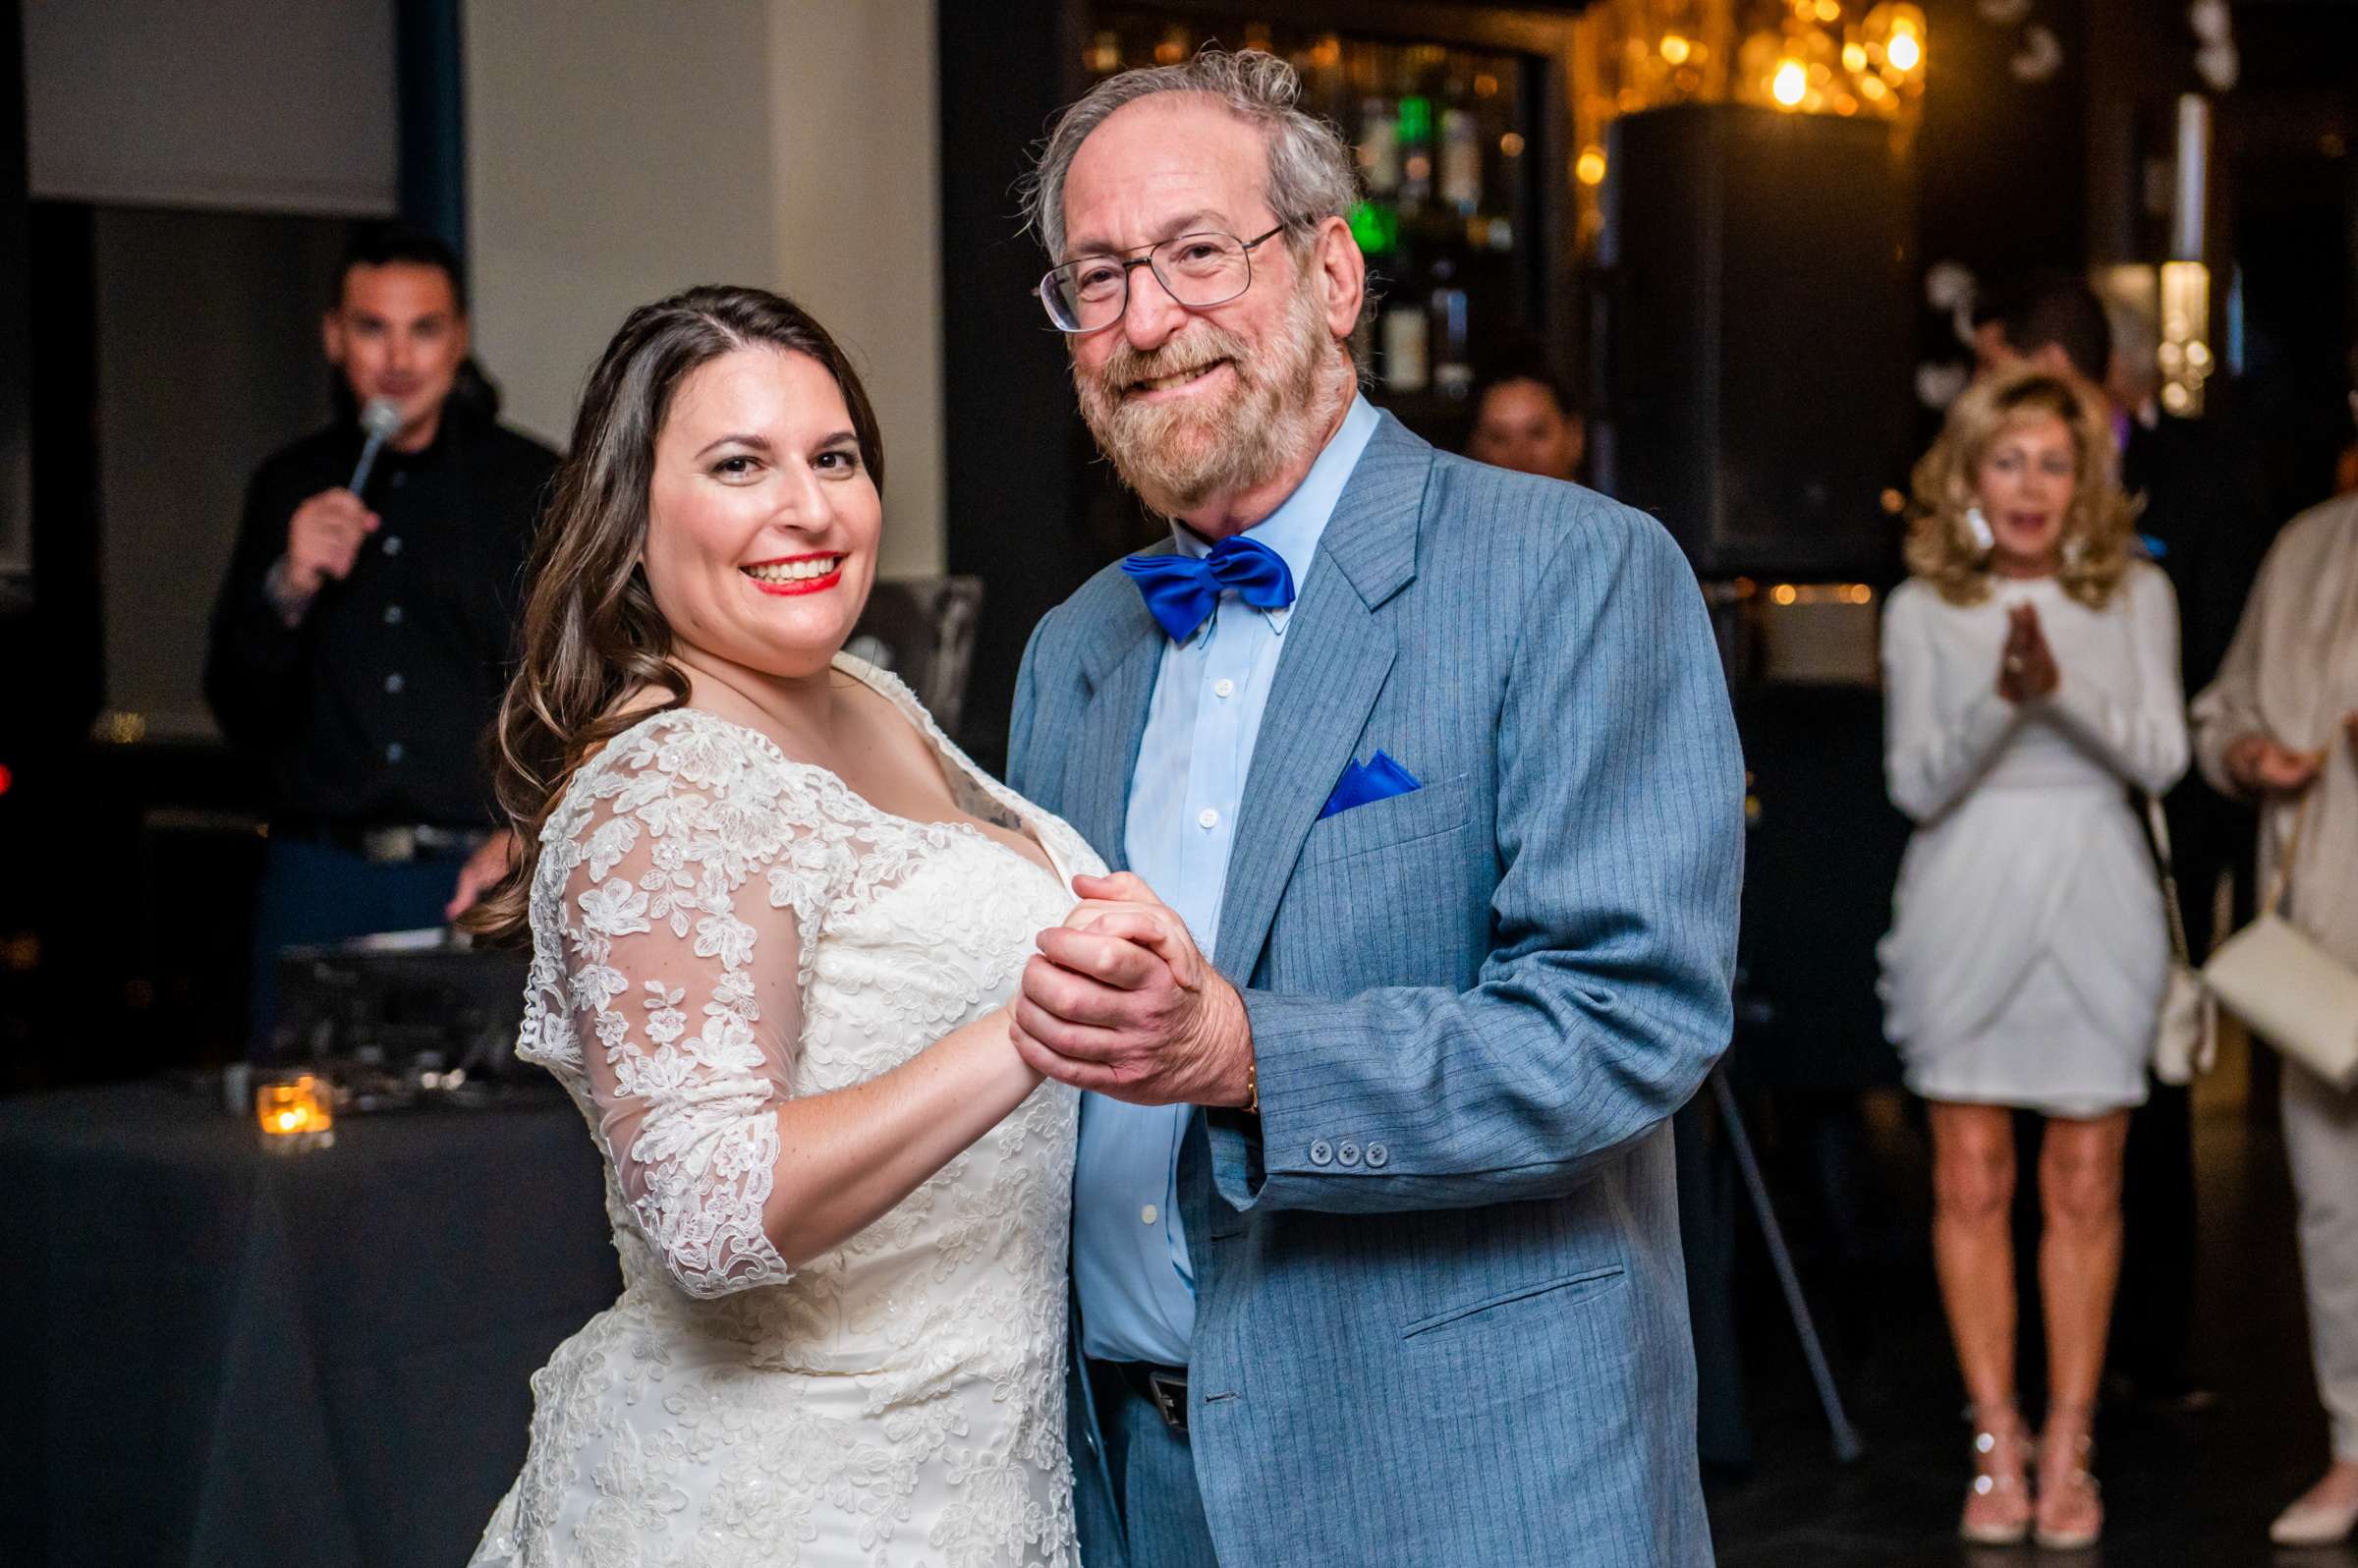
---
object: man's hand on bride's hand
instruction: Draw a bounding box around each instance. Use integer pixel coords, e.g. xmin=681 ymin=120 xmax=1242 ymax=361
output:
xmin=1011 ymin=871 xmax=1256 ymax=1109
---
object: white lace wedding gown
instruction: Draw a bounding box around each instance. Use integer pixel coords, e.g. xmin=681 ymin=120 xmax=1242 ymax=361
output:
xmin=471 ymin=656 xmax=1097 ymax=1568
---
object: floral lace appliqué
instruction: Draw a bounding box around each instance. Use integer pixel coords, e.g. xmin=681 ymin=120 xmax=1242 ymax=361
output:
xmin=475 ymin=657 xmax=1096 ymax=1568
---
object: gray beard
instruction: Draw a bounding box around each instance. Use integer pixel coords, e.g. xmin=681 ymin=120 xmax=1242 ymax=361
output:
xmin=1075 ymin=283 xmax=1345 ymax=518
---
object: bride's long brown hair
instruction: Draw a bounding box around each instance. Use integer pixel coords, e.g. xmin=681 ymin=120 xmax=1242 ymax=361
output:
xmin=462 ymin=286 xmax=884 ymax=943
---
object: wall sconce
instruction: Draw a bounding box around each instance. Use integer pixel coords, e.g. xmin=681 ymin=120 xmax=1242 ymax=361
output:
xmin=2160 ymin=95 xmax=2213 ymax=419
xmin=2158 ymin=262 xmax=2212 ymax=418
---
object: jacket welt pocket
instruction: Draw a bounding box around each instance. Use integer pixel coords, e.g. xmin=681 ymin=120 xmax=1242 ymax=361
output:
xmin=1299 ymin=770 xmax=1473 ymax=868
xmin=1400 ymin=1264 xmax=1628 ymax=1340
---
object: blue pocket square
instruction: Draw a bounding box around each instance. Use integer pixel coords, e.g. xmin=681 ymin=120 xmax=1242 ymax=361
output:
xmin=1318 ymin=751 xmax=1423 ymax=821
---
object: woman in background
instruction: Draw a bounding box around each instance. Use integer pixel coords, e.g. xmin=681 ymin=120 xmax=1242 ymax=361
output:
xmin=2192 ymin=481 xmax=2358 ymax=1548
xmin=1880 ymin=368 xmax=2187 ymax=1549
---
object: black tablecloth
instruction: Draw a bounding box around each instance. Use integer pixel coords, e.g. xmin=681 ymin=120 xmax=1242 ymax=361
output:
xmin=0 ymin=1080 xmax=619 ymax=1567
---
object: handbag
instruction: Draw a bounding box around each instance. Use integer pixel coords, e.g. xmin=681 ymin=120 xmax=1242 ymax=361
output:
xmin=2203 ymin=786 xmax=2358 ymax=1091
xmin=2143 ymin=792 xmax=2218 ymax=1085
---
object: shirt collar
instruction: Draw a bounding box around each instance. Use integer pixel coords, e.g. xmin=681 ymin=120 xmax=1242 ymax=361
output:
xmin=1168 ymin=393 xmax=1382 ymax=597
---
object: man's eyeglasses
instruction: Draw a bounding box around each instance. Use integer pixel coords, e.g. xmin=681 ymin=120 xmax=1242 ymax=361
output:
xmin=1037 ymin=225 xmax=1288 ymax=335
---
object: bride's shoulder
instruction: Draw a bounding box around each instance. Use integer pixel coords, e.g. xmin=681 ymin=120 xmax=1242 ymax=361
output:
xmin=555 ymin=707 xmax=822 ymax=835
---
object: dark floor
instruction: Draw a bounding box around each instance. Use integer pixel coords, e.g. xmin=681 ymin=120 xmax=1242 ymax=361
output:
xmin=1704 ymin=1087 xmax=2345 ymax=1568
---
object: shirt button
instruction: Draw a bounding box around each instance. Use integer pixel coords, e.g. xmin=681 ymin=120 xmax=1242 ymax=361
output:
xmin=382 ymin=534 xmax=403 ymax=555
xmin=383 ymin=604 xmax=404 ymax=625
xmin=1140 ymin=1204 xmax=1158 ymax=1225
xmin=1366 ymin=1143 xmax=1391 ymax=1168
xmin=385 ymin=743 xmax=405 ymax=763
xmin=1336 ymin=1141 xmax=1363 ymax=1167
xmin=384 ymin=673 xmax=404 ymax=695
xmin=1308 ymin=1139 xmax=1333 ymax=1166
xmin=1197 ymin=808 xmax=1218 ymax=830
xmin=1213 ymin=678 xmax=1235 ymax=700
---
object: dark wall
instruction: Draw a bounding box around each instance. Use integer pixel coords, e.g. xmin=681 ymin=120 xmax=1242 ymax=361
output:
xmin=1917 ymin=0 xmax=2092 ymax=284
xmin=937 ymin=0 xmax=1102 ymax=769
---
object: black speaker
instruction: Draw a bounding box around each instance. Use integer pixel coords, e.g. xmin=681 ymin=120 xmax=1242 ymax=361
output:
xmin=1599 ymin=103 xmax=1915 ymax=579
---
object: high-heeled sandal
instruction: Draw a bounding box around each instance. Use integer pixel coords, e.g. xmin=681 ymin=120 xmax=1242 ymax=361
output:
xmin=2269 ymin=1463 xmax=2358 ymax=1546
xmin=1959 ymin=1403 xmax=2034 ymax=1545
xmin=2034 ymin=1405 xmax=2104 ymax=1550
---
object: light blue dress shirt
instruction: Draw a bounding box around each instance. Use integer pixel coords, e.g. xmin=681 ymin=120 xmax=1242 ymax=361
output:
xmin=1072 ymin=393 xmax=1383 ymax=1366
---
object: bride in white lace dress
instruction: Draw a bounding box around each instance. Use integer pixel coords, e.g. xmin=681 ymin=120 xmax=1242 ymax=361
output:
xmin=463 ymin=287 xmax=1097 ymax=1567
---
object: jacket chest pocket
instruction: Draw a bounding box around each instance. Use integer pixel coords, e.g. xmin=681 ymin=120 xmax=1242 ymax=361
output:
xmin=1298 ymin=770 xmax=1474 ymax=868
xmin=1267 ymin=770 xmax=1487 ymax=993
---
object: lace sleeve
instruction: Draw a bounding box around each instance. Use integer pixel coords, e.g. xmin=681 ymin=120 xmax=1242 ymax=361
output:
xmin=542 ymin=716 xmax=838 ymax=1299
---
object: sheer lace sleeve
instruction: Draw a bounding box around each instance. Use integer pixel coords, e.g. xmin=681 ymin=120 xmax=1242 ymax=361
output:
xmin=530 ymin=714 xmax=843 ymax=1299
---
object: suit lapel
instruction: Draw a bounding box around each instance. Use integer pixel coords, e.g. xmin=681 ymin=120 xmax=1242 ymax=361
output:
xmin=1069 ymin=566 xmax=1168 ymax=874
xmin=1212 ymin=415 xmax=1432 ymax=980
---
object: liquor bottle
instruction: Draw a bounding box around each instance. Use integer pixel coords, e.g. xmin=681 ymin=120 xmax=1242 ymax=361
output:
xmin=1431 ymin=285 xmax=1471 ymax=398
xmin=1439 ymin=108 xmax=1482 ymax=215
xmin=1397 ymin=94 xmax=1433 ymax=209
xmin=1381 ymin=304 xmax=1430 ymax=393
xmin=1359 ymin=98 xmax=1401 ymax=196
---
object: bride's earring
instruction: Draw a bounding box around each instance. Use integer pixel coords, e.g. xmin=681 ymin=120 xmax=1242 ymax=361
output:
xmin=2061 ymin=532 xmax=2087 ymax=567
xmin=1964 ymin=505 xmax=1995 ymax=556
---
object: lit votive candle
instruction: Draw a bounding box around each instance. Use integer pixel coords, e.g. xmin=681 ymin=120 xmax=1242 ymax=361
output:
xmin=255 ymin=1075 xmax=337 ymax=1153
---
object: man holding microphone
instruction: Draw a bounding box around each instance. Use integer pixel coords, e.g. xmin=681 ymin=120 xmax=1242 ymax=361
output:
xmin=204 ymin=224 xmax=558 ymax=1041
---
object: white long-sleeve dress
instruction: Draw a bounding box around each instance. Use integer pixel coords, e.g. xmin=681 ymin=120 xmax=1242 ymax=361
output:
xmin=470 ymin=655 xmax=1097 ymax=1568
xmin=1878 ymin=563 xmax=2189 ymax=1117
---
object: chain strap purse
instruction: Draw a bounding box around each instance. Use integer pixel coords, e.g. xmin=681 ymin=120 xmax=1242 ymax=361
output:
xmin=2143 ymin=792 xmax=2218 ymax=1085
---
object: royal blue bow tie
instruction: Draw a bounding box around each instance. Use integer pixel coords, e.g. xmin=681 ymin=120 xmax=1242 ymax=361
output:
xmin=1121 ymin=535 xmax=1297 ymax=643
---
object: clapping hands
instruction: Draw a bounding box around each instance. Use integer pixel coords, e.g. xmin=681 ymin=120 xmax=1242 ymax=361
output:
xmin=1995 ymin=603 xmax=2060 ymax=703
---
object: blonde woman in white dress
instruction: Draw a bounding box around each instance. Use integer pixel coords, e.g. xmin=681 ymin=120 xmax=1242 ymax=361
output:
xmin=1879 ymin=367 xmax=2188 ymax=1550
xmin=461 ymin=287 xmax=1099 ymax=1567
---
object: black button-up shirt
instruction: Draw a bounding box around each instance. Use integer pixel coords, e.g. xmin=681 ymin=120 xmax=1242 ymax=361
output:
xmin=204 ymin=410 xmax=560 ymax=829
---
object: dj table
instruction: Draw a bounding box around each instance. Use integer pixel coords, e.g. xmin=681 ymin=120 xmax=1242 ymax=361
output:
xmin=0 ymin=1078 xmax=618 ymax=1567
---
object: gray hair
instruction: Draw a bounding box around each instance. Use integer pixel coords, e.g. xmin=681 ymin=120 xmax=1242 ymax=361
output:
xmin=1022 ymin=48 xmax=1360 ymax=262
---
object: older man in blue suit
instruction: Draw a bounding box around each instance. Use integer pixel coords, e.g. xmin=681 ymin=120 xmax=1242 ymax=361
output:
xmin=1005 ymin=48 xmax=1744 ymax=1568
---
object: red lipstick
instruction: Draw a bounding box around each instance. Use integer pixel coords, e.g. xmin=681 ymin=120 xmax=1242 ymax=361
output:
xmin=742 ymin=551 xmax=847 ymax=597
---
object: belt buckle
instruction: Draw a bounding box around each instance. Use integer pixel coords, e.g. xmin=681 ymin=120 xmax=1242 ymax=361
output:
xmin=360 ymin=825 xmax=417 ymax=863
xmin=1146 ymin=1369 xmax=1189 ymax=1436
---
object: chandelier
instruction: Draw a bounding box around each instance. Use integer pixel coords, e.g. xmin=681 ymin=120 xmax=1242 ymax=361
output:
xmin=1571 ymin=1 xmax=1927 ymax=241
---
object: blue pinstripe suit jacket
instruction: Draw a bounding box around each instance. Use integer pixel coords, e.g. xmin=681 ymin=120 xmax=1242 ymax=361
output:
xmin=1008 ymin=413 xmax=1743 ymax=1567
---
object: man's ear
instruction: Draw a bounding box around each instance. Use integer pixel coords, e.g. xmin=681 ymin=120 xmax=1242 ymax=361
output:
xmin=321 ymin=309 xmax=346 ymax=366
xmin=1314 ymin=215 xmax=1366 ymax=344
xmin=451 ymin=312 xmax=472 ymax=364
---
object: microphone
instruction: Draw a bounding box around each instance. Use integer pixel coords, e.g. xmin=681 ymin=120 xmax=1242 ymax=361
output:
xmin=349 ymin=397 xmax=402 ymax=497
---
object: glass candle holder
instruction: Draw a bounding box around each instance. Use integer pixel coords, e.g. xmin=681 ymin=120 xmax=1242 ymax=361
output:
xmin=255 ymin=1074 xmax=337 ymax=1153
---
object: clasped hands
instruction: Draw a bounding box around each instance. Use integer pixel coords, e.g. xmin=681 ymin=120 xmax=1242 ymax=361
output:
xmin=1995 ymin=602 xmax=2061 ymax=704
xmin=1009 ymin=872 xmax=1257 ymax=1109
